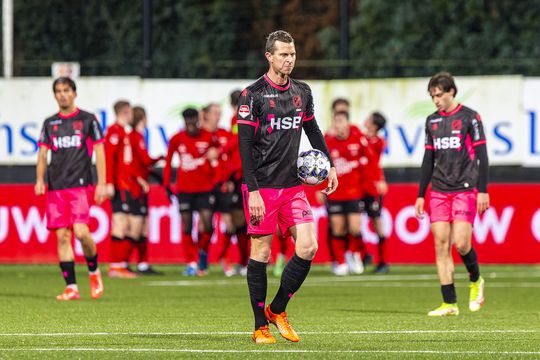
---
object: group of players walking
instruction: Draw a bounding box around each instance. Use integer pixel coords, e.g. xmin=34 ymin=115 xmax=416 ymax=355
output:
xmin=34 ymin=30 xmax=487 ymax=344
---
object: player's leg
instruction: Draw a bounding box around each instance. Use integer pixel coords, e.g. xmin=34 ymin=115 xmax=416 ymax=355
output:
xmin=181 ymin=210 xmax=198 ymax=276
xmin=370 ymin=196 xmax=388 ymax=273
xmin=232 ymin=208 xmax=249 ymax=275
xmin=272 ymin=225 xmax=288 ymax=277
xmin=126 ymin=213 xmax=144 ymax=268
xmin=73 ymin=223 xmax=104 ymax=299
xmin=452 ymin=191 xmax=484 ymax=311
xmin=109 ymin=190 xmax=135 ymax=278
xmin=219 ymin=211 xmax=236 ymax=276
xmin=56 ymin=227 xmax=80 ymax=300
xmin=347 ymin=210 xmax=364 ymax=274
xmin=196 ymin=193 xmax=215 ymax=275
xmin=428 ymin=221 xmax=459 ymax=316
xmin=329 ymin=213 xmax=348 ymax=276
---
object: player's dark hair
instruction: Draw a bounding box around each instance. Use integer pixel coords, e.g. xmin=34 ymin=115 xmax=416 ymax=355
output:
xmin=428 ymin=72 xmax=458 ymax=97
xmin=182 ymin=107 xmax=199 ymax=120
xmin=230 ymin=90 xmax=242 ymax=107
xmin=331 ymin=98 xmax=349 ymax=110
xmin=53 ymin=77 xmax=76 ymax=92
xmin=265 ymin=30 xmax=294 ymax=54
xmin=333 ymin=110 xmax=349 ymax=120
xmin=132 ymin=106 xmax=146 ymax=129
xmin=371 ymin=112 xmax=387 ymax=130
xmin=114 ymin=100 xmax=131 ymax=115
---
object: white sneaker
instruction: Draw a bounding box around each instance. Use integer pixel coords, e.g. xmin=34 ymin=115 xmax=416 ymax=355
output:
xmin=350 ymin=252 xmax=365 ymax=274
xmin=333 ymin=263 xmax=349 ymax=276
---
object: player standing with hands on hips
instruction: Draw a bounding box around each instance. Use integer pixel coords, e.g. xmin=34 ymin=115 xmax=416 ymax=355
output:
xmin=415 ymin=72 xmax=489 ymax=316
xmin=237 ymin=30 xmax=338 ymax=343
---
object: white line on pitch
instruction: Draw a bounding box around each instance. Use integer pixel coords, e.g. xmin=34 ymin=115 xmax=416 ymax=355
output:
xmin=0 ymin=329 xmax=538 ymax=336
xmin=2 ymin=348 xmax=540 ymax=355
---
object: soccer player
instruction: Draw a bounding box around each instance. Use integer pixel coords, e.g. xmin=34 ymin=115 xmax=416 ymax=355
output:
xmin=324 ymin=110 xmax=373 ymax=276
xmin=105 ymin=100 xmax=138 ymax=278
xmin=238 ymin=30 xmax=338 ymax=343
xmin=35 ymin=77 xmax=106 ymax=300
xmin=362 ymin=112 xmax=389 ymax=274
xmin=128 ymin=106 xmax=163 ymax=275
xmin=415 ymin=72 xmax=488 ymax=316
xmin=163 ymin=108 xmax=219 ymax=276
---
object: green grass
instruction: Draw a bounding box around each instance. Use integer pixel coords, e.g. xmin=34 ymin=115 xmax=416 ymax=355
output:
xmin=0 ymin=264 xmax=539 ymax=359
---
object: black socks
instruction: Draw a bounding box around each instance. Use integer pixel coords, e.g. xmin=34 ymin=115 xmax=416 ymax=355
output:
xmin=247 ymin=259 xmax=268 ymax=329
xmin=270 ymin=254 xmax=312 ymax=314
xmin=460 ymin=248 xmax=480 ymax=282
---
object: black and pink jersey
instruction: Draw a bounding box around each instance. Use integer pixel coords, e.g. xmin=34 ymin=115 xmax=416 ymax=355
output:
xmin=238 ymin=74 xmax=329 ymax=191
xmin=424 ymin=104 xmax=486 ymax=193
xmin=38 ymin=108 xmax=104 ymax=190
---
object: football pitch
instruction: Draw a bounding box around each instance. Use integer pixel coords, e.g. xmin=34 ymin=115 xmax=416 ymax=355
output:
xmin=0 ymin=264 xmax=539 ymax=359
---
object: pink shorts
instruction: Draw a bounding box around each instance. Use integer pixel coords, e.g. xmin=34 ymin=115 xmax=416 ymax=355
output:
xmin=241 ymin=184 xmax=314 ymax=235
xmin=46 ymin=187 xmax=92 ymax=230
xmin=429 ymin=190 xmax=477 ymax=224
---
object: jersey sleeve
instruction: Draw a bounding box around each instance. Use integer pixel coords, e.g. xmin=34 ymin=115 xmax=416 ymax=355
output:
xmin=38 ymin=120 xmax=51 ymax=148
xmin=104 ymin=127 xmax=120 ymax=185
xmin=470 ymin=113 xmax=487 ymax=147
xmin=163 ymin=134 xmax=178 ymax=188
xmin=424 ymin=117 xmax=434 ymax=150
xmin=90 ymin=115 xmax=105 ymax=144
xmin=303 ymin=84 xmax=315 ymax=121
xmin=237 ymin=88 xmax=262 ymax=191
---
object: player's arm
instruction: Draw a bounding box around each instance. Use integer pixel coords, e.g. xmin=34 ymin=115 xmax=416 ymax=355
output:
xmin=415 ymin=120 xmax=435 ymax=218
xmin=302 ymin=86 xmax=337 ymax=195
xmin=162 ymin=135 xmax=177 ymax=190
xmin=104 ymin=128 xmax=120 ymax=197
xmin=472 ymin=113 xmax=489 ymax=214
xmin=237 ymin=89 xmax=265 ymax=221
xmin=93 ymin=143 xmax=108 ymax=204
xmin=35 ymin=146 xmax=48 ymax=195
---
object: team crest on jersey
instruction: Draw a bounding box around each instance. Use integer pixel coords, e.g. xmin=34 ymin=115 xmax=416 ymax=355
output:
xmin=452 ymin=119 xmax=462 ymax=131
xmin=293 ymin=96 xmax=302 ymax=107
xmin=238 ymin=105 xmax=250 ymax=118
xmin=53 ymin=125 xmax=59 ymax=132
xmin=73 ymin=120 xmax=84 ymax=132
xmin=241 ymin=89 xmax=248 ymax=97
xmin=269 ymin=99 xmax=275 ymax=108
xmin=432 ymin=123 xmax=438 ymax=131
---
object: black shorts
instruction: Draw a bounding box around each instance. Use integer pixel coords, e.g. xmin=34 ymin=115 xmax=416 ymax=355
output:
xmin=177 ymin=192 xmax=215 ymax=213
xmin=361 ymin=195 xmax=383 ymax=218
xmin=326 ymin=199 xmax=363 ymax=215
xmin=129 ymin=194 xmax=148 ymax=216
xmin=214 ymin=182 xmax=243 ymax=213
xmin=111 ymin=189 xmax=133 ymax=214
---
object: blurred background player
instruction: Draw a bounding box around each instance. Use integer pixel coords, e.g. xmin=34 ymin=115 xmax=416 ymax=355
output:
xmin=216 ymin=92 xmax=251 ymax=276
xmin=362 ymin=112 xmax=389 ymax=274
xmin=35 ymin=77 xmax=106 ymax=300
xmin=323 ymin=110 xmax=373 ymax=276
xmin=415 ymin=72 xmax=489 ymax=316
xmin=127 ymin=106 xmax=164 ymax=275
xmin=105 ymin=100 xmax=137 ymax=278
xmin=163 ymin=108 xmax=219 ymax=276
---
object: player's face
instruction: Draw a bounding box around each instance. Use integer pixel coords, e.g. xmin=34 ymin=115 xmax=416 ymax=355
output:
xmin=185 ymin=117 xmax=199 ymax=136
xmin=430 ymin=86 xmax=455 ymax=113
xmin=205 ymin=105 xmax=221 ymax=129
xmin=333 ymin=114 xmax=350 ymax=139
xmin=136 ymin=117 xmax=147 ymax=133
xmin=266 ymin=41 xmax=296 ymax=76
xmin=54 ymin=83 xmax=76 ymax=110
xmin=332 ymin=103 xmax=349 ymax=115
xmin=119 ymin=106 xmax=134 ymax=126
xmin=364 ymin=116 xmax=376 ymax=135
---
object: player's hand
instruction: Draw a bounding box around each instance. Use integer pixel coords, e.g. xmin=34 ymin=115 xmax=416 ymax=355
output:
xmin=321 ymin=167 xmax=338 ymax=196
xmin=34 ymin=179 xmax=45 ymax=196
xmin=138 ymin=177 xmax=150 ymax=194
xmin=415 ymin=197 xmax=425 ymax=219
xmin=376 ymin=180 xmax=388 ymax=195
xmin=94 ymin=183 xmax=108 ymax=204
xmin=106 ymin=183 xmax=115 ymax=198
xmin=205 ymin=147 xmax=220 ymax=161
xmin=249 ymin=190 xmax=265 ymax=225
xmin=477 ymin=192 xmax=490 ymax=214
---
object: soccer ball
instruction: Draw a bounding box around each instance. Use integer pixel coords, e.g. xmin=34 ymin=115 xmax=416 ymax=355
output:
xmin=297 ymin=149 xmax=331 ymax=185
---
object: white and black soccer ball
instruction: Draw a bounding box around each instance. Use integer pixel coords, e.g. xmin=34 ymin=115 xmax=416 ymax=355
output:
xmin=297 ymin=149 xmax=331 ymax=185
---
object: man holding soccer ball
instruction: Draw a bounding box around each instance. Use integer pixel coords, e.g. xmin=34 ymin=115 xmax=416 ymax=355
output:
xmin=237 ymin=30 xmax=338 ymax=344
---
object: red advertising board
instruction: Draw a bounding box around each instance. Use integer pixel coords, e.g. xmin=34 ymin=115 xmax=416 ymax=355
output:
xmin=0 ymin=184 xmax=539 ymax=264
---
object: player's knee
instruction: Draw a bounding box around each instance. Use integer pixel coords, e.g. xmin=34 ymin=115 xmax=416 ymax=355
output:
xmin=454 ymin=242 xmax=470 ymax=255
xmin=330 ymin=229 xmax=347 ymax=238
xmin=298 ymin=242 xmax=318 ymax=260
xmin=251 ymin=246 xmax=271 ymax=262
xmin=73 ymin=228 xmax=89 ymax=241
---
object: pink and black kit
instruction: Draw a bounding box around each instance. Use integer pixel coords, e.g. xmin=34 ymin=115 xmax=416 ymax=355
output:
xmin=38 ymin=108 xmax=104 ymax=229
xmin=418 ymin=104 xmax=489 ymax=224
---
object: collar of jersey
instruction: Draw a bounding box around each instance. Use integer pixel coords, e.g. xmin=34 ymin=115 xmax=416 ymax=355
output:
xmin=438 ymin=103 xmax=462 ymax=117
xmin=58 ymin=108 xmax=80 ymax=119
xmin=264 ymin=73 xmax=291 ymax=91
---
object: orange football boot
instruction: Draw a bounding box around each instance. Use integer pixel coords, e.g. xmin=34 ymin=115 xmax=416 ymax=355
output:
xmin=265 ymin=305 xmax=300 ymax=342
